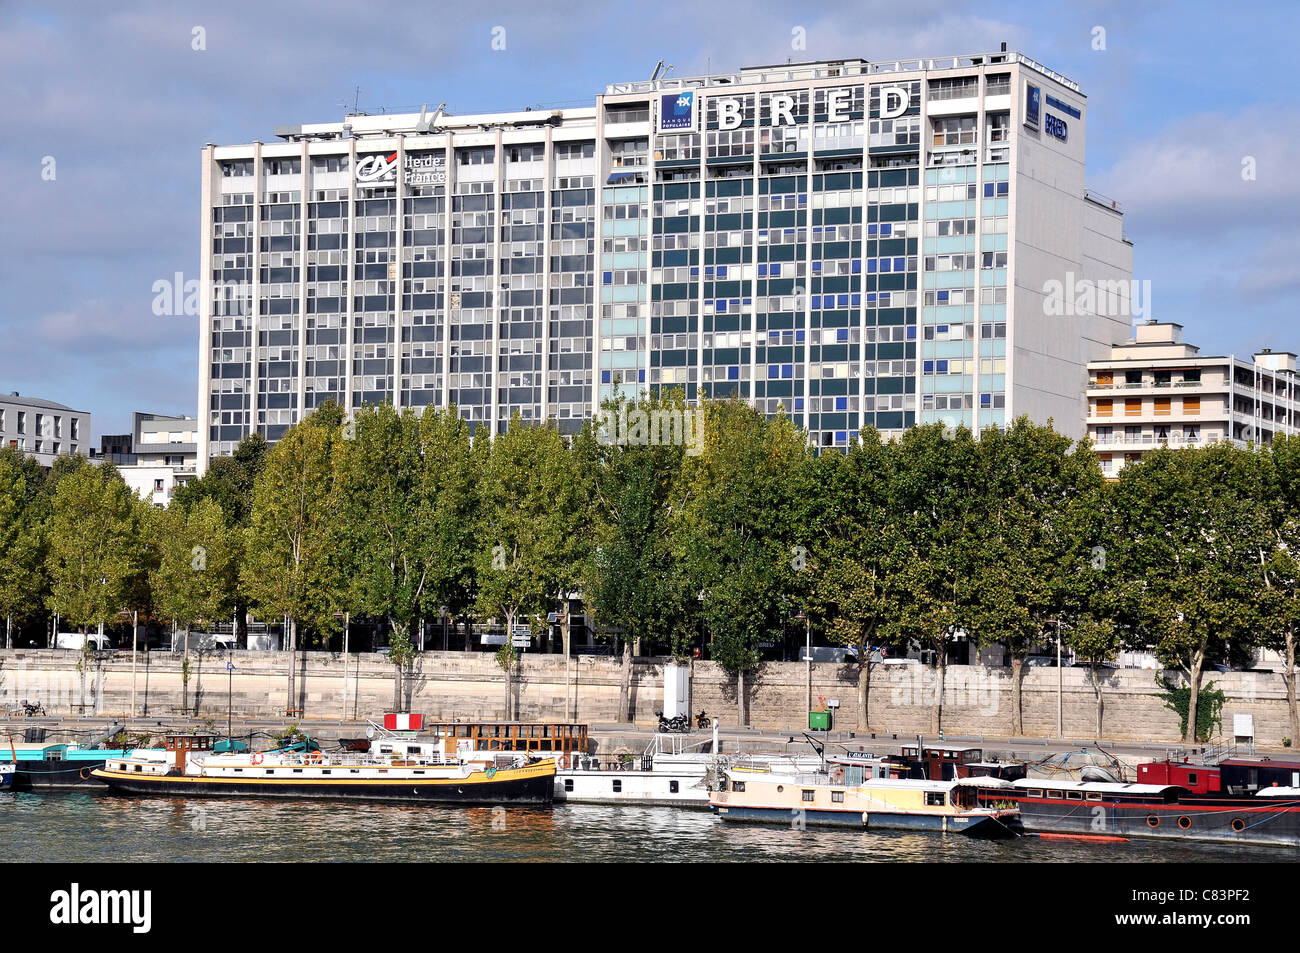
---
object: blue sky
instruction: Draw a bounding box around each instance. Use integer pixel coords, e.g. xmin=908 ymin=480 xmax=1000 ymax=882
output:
xmin=2 ymin=0 xmax=1297 ymax=441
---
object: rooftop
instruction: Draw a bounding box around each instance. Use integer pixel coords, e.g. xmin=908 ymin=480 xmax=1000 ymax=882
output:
xmin=1 ymin=391 xmax=88 ymax=414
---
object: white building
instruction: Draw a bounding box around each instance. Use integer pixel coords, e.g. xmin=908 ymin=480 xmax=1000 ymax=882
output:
xmin=198 ymin=49 xmax=1132 ymax=472
xmin=100 ymin=412 xmax=200 ymax=506
xmin=0 ymin=391 xmax=90 ymax=467
xmin=1085 ymin=321 xmax=1300 ymax=475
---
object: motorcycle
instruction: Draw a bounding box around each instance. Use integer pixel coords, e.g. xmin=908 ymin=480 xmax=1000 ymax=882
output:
xmin=655 ymin=710 xmax=689 ymax=733
xmin=695 ymin=710 xmax=711 ymax=730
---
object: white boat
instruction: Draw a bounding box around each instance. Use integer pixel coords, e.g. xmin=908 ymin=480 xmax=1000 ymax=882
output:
xmin=0 ymin=761 xmax=14 ymax=790
xmin=551 ymin=729 xmax=826 ymax=809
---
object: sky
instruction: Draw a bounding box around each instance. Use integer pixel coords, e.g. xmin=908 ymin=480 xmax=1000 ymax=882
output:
xmin=1 ymin=0 xmax=1297 ymax=441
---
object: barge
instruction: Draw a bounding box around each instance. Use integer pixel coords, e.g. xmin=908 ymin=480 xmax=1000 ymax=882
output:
xmin=93 ymin=730 xmax=555 ymax=805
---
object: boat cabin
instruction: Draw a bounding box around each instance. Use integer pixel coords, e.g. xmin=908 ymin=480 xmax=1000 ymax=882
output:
xmin=424 ymin=722 xmax=589 ymax=759
xmin=1218 ymin=758 xmax=1300 ymax=795
xmin=165 ymin=734 xmax=216 ymax=772
xmin=899 ymin=745 xmax=986 ymax=781
xmin=1136 ymin=760 xmax=1221 ymax=795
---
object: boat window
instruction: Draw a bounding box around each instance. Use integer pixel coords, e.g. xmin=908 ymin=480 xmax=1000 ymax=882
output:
xmin=134 ymin=765 xmax=142 ymax=772
xmin=1026 ymin=789 xmax=1043 ymax=798
xmin=1085 ymin=791 xmax=1101 ymax=801
xmin=924 ymin=791 xmax=945 ymax=806
xmin=266 ymin=770 xmax=273 ymax=775
xmin=732 ymin=781 xmax=746 ymax=792
xmin=613 ymin=780 xmax=622 ymax=793
xmin=322 ymin=770 xmax=331 ymax=775
xmin=564 ymin=779 xmax=574 ymax=791
xmin=414 ymin=770 xmax=424 ymax=775
xmin=832 ymin=790 xmax=844 ymax=803
xmin=351 ymin=769 xmax=360 ymax=774
xmin=1186 ymin=773 xmax=1198 ymax=785
xmin=1066 ymin=790 xmax=1083 ymax=800
xmin=670 ymin=780 xmax=679 ymax=793
xmin=234 ymin=768 xmax=243 ymax=773
xmin=801 ymin=790 xmax=816 ymax=802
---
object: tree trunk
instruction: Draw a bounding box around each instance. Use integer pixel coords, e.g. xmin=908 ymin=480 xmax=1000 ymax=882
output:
xmin=5 ymin=614 xmax=10 ymax=650
xmin=1090 ymin=663 xmax=1104 ymax=738
xmin=1010 ymin=656 xmax=1024 ymax=736
xmin=932 ymin=654 xmax=946 ymax=734
xmin=184 ymin=624 xmax=192 ymax=715
xmin=286 ymin=617 xmax=297 ymax=712
xmin=1185 ymin=650 xmax=1205 ymax=745
xmin=737 ymin=668 xmax=747 ymax=727
xmin=617 ymin=638 xmax=632 ymax=722
xmin=391 ymin=619 xmax=404 ymax=712
xmin=1285 ymin=629 xmax=1298 ymax=748
xmin=857 ymin=655 xmax=871 ymax=730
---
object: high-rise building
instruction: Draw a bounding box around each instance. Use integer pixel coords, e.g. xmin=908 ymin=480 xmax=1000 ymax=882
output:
xmin=1085 ymin=321 xmax=1299 ymax=476
xmin=197 ymin=50 xmax=1132 ymax=471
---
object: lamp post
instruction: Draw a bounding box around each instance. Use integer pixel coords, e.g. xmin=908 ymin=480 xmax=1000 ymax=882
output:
xmin=226 ymin=660 xmax=235 ymax=740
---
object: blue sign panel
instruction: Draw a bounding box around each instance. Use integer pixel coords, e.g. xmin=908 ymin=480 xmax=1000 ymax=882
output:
xmin=1024 ymin=83 xmax=1040 ymax=128
xmin=1045 ymin=94 xmax=1081 ymax=119
xmin=1044 ymin=113 xmax=1068 ymax=141
xmin=659 ymin=91 xmax=695 ymax=132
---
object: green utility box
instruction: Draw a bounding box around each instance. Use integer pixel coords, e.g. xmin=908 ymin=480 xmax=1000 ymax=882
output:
xmin=809 ymin=710 xmax=832 ymax=731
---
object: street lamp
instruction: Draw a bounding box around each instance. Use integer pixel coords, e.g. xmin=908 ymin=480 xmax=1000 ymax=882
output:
xmin=226 ymin=660 xmax=235 ymax=740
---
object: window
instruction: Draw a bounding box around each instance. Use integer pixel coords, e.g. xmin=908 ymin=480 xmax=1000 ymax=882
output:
xmin=612 ymin=779 xmax=622 ymax=793
xmin=924 ymin=791 xmax=946 ymax=806
xmin=1095 ymin=398 xmax=1113 ymax=418
xmin=801 ymin=790 xmax=816 ymax=802
xmin=1154 ymin=397 xmax=1171 ymax=416
xmin=831 ymin=790 xmax=845 ymax=803
xmin=1125 ymin=399 xmax=1142 ymax=417
xmin=564 ymin=778 xmax=574 ymax=792
xmin=1183 ymin=397 xmax=1201 ymax=416
xmin=669 ymin=780 xmax=679 ymax=794
xmin=731 ymin=780 xmax=745 ymax=792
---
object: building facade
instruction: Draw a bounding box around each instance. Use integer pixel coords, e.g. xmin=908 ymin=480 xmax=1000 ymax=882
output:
xmin=1085 ymin=321 xmax=1299 ymax=476
xmin=197 ymin=50 xmax=1132 ymax=471
xmin=0 ymin=392 xmax=90 ymax=467
xmin=94 ymin=412 xmax=199 ymax=506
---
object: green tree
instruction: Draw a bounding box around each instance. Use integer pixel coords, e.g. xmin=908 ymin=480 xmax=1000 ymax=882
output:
xmin=878 ymin=424 xmax=984 ymax=734
xmin=1260 ymin=435 xmax=1300 ymax=745
xmin=803 ymin=429 xmax=900 ymax=730
xmin=334 ymin=404 xmax=432 ymax=710
xmin=45 ymin=460 xmax=149 ymax=636
xmin=965 ymin=418 xmax=1105 ymax=734
xmin=1112 ymin=445 xmax=1269 ymax=744
xmin=474 ymin=415 xmax=587 ymax=718
xmin=582 ymin=392 xmax=700 ymax=722
xmin=0 ymin=447 xmax=48 ymax=647
xmin=149 ymin=498 xmax=242 ymax=713
xmin=416 ymin=406 xmax=482 ymax=652
xmin=675 ymin=398 xmax=810 ymax=726
xmin=242 ymin=412 xmax=344 ymax=711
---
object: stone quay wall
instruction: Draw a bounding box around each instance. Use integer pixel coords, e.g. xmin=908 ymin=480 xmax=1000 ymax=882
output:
xmin=0 ymin=649 xmax=1292 ymax=746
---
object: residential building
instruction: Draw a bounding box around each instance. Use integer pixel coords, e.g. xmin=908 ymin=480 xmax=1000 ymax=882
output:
xmin=0 ymin=391 xmax=90 ymax=467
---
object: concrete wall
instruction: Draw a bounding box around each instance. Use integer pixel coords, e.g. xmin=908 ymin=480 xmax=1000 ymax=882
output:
xmin=0 ymin=649 xmax=1293 ymax=746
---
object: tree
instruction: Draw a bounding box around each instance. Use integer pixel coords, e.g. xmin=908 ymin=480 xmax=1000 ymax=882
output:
xmin=474 ymin=415 xmax=587 ymax=718
xmin=0 ymin=447 xmax=48 ymax=647
xmin=1112 ymin=445 xmax=1269 ymax=744
xmin=173 ymin=432 xmax=268 ymax=527
xmin=416 ymin=406 xmax=483 ymax=651
xmin=965 ymin=418 xmax=1105 ymax=734
xmin=149 ymin=498 xmax=241 ymax=713
xmin=582 ymin=392 xmax=699 ymax=722
xmin=1260 ymin=434 xmax=1300 ymax=745
xmin=45 ymin=460 xmax=148 ymax=636
xmin=878 ymin=424 xmax=984 ymax=734
xmin=242 ymin=412 xmax=344 ymax=711
xmin=334 ymin=404 xmax=432 ymax=710
xmin=674 ymin=398 xmax=810 ymax=726
xmin=803 ymin=430 xmax=899 ymax=730
xmin=1067 ymin=615 xmax=1121 ymax=738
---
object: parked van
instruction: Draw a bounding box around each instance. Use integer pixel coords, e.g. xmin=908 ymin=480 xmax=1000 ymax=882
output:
xmin=54 ymin=632 xmax=112 ymax=651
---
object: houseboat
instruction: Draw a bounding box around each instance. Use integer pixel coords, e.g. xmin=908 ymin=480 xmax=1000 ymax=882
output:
xmin=0 ymin=761 xmax=13 ymax=790
xmin=710 ymin=757 xmax=1019 ymax=835
xmin=4 ymin=740 xmax=165 ymax=790
xmin=92 ymin=729 xmax=555 ymax=805
xmin=976 ymin=771 xmax=1300 ymax=847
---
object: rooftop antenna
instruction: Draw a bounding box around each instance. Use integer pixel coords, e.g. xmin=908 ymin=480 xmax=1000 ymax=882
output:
xmin=650 ymin=59 xmax=664 ymax=81
xmin=339 ymin=85 xmax=362 ymax=116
